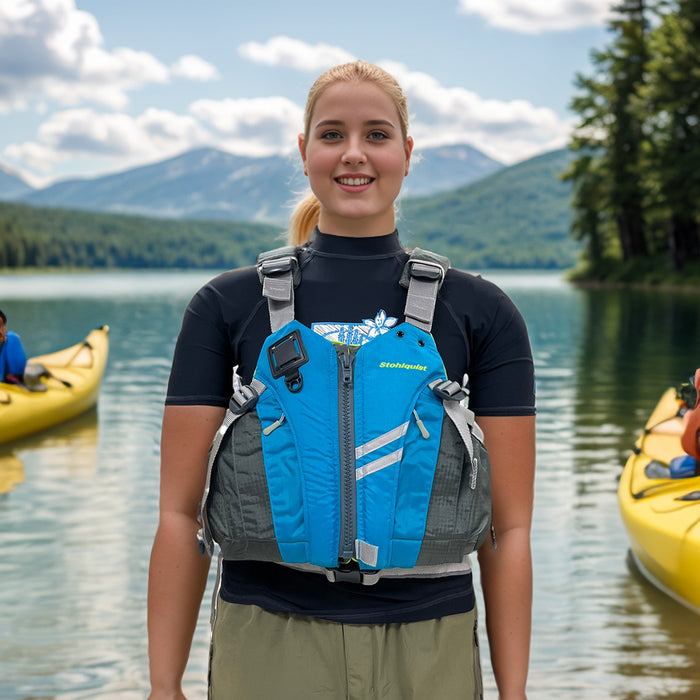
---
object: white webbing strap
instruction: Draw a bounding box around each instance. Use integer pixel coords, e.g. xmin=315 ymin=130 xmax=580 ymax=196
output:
xmin=257 ymin=247 xmax=302 ymax=332
xmin=402 ymin=250 xmax=449 ymax=332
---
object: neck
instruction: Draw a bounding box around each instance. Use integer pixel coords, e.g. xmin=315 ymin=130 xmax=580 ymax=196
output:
xmin=316 ymin=213 xmax=396 ymax=239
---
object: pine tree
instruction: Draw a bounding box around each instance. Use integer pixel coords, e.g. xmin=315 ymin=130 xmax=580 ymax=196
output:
xmin=567 ymin=1 xmax=651 ymax=265
xmin=643 ymin=0 xmax=700 ymax=269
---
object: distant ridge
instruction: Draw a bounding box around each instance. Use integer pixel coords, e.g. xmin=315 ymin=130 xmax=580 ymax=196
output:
xmin=11 ymin=144 xmax=503 ymax=223
xmin=1 ymin=148 xmax=580 ymax=270
xmin=0 ymin=164 xmax=32 ymax=199
xmin=401 ymin=148 xmax=578 ymax=269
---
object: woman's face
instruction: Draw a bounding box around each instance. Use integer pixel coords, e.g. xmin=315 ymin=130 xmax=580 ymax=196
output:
xmin=299 ymin=80 xmax=413 ymax=237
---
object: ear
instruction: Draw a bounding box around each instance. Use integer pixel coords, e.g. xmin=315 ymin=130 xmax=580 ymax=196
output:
xmin=298 ymin=133 xmax=308 ymax=176
xmin=404 ymin=136 xmax=414 ymax=176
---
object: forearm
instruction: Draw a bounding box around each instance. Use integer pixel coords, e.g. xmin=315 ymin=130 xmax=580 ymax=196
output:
xmin=478 ymin=526 xmax=532 ymax=700
xmin=148 ymin=511 xmax=211 ymax=697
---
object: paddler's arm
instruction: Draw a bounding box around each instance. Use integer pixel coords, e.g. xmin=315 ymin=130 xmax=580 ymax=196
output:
xmin=477 ymin=415 xmax=536 ymax=700
xmin=147 ymin=405 xmax=225 ymax=700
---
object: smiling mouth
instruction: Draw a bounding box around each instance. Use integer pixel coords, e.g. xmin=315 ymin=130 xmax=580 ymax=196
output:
xmin=336 ymin=177 xmax=374 ymax=186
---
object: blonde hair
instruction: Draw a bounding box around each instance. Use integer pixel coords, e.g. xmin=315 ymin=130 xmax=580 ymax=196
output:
xmin=288 ymin=61 xmax=410 ymax=246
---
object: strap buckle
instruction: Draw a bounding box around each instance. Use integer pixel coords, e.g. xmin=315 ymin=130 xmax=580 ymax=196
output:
xmin=430 ymin=379 xmax=468 ymax=402
xmin=407 ymin=259 xmax=446 ymax=283
xmin=258 ymin=255 xmax=298 ymax=278
xmin=324 ymin=561 xmax=381 ymax=585
xmin=229 ymin=384 xmax=259 ymax=414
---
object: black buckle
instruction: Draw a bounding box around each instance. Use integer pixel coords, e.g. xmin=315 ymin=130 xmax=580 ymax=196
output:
xmin=328 ymin=560 xmax=380 ymax=584
xmin=267 ymin=329 xmax=308 ymax=393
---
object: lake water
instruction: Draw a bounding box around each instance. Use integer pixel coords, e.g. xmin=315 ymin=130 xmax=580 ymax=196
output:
xmin=1 ymin=269 xmax=699 ymax=699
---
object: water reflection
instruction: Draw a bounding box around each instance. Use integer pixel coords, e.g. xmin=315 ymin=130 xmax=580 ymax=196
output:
xmin=0 ymin=453 xmax=23 ymax=494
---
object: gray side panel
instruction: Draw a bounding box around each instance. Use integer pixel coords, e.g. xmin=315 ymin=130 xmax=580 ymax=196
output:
xmin=207 ymin=411 xmax=282 ymax=561
xmin=415 ymin=416 xmax=492 ymax=566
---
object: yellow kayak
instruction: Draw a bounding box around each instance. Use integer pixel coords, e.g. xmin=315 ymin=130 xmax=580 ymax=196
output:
xmin=618 ymin=387 xmax=700 ymax=613
xmin=0 ymin=326 xmax=109 ymax=445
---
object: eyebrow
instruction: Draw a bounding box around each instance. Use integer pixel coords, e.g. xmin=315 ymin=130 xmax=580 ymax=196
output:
xmin=313 ymin=119 xmax=397 ymax=130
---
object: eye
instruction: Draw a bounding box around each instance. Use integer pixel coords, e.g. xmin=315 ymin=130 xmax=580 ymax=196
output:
xmin=320 ymin=130 xmax=342 ymax=140
xmin=368 ymin=130 xmax=388 ymax=141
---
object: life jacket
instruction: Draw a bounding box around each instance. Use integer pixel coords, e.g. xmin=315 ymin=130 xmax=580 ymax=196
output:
xmin=197 ymin=246 xmax=492 ymax=584
xmin=681 ymin=368 xmax=700 ymax=460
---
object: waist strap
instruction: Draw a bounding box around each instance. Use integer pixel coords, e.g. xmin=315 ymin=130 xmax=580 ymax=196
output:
xmin=280 ymin=555 xmax=472 ymax=586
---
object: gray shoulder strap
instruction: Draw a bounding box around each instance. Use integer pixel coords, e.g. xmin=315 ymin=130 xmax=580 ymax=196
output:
xmin=400 ymin=248 xmax=450 ymax=332
xmin=257 ymin=246 xmax=304 ymax=332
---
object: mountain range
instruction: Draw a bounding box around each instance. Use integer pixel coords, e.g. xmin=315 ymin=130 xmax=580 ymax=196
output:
xmin=1 ymin=144 xmax=579 ymax=269
xmin=0 ymin=144 xmax=503 ymax=223
xmin=0 ymin=164 xmax=33 ymax=200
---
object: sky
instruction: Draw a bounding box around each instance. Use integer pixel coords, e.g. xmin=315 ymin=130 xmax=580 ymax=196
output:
xmin=0 ymin=0 xmax=615 ymax=188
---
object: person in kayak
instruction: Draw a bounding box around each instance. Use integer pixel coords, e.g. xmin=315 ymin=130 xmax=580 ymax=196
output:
xmin=681 ymin=369 xmax=700 ymax=461
xmin=147 ymin=60 xmax=536 ymax=700
xmin=0 ymin=309 xmax=27 ymax=384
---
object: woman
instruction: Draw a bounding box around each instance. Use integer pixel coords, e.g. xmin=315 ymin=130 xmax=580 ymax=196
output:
xmin=148 ymin=61 xmax=535 ymax=700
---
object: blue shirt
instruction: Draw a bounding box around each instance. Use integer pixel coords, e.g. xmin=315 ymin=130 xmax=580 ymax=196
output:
xmin=0 ymin=331 xmax=27 ymax=380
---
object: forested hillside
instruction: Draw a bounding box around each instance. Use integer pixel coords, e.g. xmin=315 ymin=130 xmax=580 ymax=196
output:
xmin=0 ymin=147 xmax=577 ymax=270
xmin=400 ymin=149 xmax=577 ymax=269
xmin=0 ymin=202 xmax=283 ymax=269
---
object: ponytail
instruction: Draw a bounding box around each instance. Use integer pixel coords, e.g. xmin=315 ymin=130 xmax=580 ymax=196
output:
xmin=288 ymin=192 xmax=321 ymax=245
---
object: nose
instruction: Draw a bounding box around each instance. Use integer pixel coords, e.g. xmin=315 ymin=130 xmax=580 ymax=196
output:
xmin=342 ymin=135 xmax=367 ymax=165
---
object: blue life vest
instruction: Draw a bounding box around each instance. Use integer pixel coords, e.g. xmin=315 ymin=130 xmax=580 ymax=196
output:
xmin=198 ymin=247 xmax=492 ymax=584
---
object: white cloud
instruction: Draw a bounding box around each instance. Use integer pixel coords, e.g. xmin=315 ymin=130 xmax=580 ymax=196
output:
xmin=0 ymin=0 xmax=215 ymax=112
xmin=171 ymin=54 xmax=220 ymax=82
xmin=457 ymin=0 xmax=613 ymax=34
xmin=238 ymin=36 xmax=355 ymax=72
xmin=381 ymin=61 xmax=572 ymax=163
xmin=3 ymin=95 xmax=305 ymax=177
xmin=4 ymin=107 xmax=211 ymax=173
xmin=190 ymin=96 xmax=304 ymax=156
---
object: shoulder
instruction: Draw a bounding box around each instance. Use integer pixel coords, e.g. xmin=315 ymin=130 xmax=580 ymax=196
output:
xmin=6 ymin=331 xmax=24 ymax=346
xmin=187 ymin=265 xmax=260 ymax=309
xmin=441 ymin=268 xmax=518 ymax=317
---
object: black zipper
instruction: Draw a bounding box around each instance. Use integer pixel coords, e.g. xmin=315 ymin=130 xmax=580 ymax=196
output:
xmin=337 ymin=344 xmax=357 ymax=562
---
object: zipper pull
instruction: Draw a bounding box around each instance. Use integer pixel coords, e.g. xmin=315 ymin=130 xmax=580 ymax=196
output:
xmin=412 ymin=409 xmax=430 ymax=439
xmin=469 ymin=456 xmax=478 ymax=489
xmin=263 ymin=413 xmax=285 ymax=436
xmin=340 ymin=350 xmax=353 ymax=385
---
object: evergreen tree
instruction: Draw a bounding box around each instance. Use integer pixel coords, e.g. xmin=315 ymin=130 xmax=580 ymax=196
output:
xmin=643 ymin=0 xmax=700 ymax=269
xmin=567 ymin=0 xmax=651 ymax=263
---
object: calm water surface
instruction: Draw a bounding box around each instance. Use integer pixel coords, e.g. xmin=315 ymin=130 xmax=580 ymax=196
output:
xmin=1 ymin=269 xmax=699 ymax=699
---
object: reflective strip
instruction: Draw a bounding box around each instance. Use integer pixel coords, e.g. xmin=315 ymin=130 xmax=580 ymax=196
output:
xmin=355 ymin=421 xmax=409 ymax=459
xmin=356 ymin=448 xmax=403 ymax=480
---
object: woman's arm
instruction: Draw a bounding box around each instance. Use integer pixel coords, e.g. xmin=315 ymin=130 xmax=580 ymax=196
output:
xmin=477 ymin=415 xmax=536 ymax=700
xmin=148 ymin=405 xmax=226 ymax=699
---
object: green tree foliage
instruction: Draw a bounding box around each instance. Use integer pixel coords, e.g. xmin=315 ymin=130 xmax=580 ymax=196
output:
xmin=567 ymin=0 xmax=700 ymax=277
xmin=0 ymin=202 xmax=284 ymax=270
xmin=642 ymin=0 xmax=700 ymax=269
xmin=565 ymin=0 xmax=650 ymax=266
xmin=401 ymin=149 xmax=579 ymax=270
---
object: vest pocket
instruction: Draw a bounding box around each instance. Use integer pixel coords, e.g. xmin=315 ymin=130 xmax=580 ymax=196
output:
xmin=415 ymin=414 xmax=492 ymax=566
xmin=207 ymin=411 xmax=283 ymax=561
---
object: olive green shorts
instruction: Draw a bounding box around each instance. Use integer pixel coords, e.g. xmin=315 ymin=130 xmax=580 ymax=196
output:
xmin=208 ymin=598 xmax=483 ymax=699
